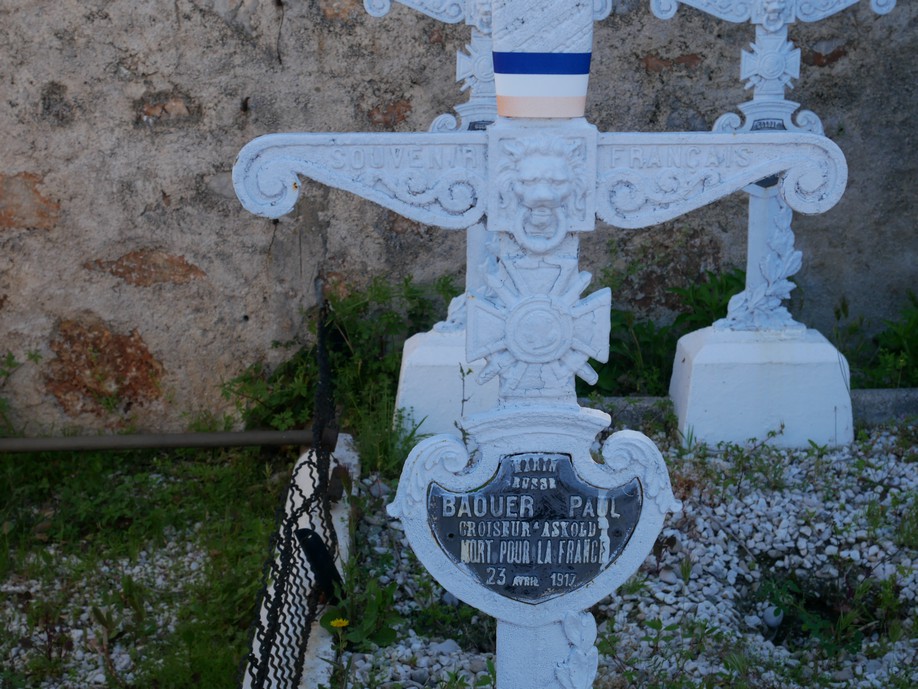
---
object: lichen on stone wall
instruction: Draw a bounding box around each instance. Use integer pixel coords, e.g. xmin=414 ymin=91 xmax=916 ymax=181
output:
xmin=84 ymin=250 xmax=207 ymax=287
xmin=39 ymin=82 xmax=75 ymax=126
xmin=593 ymin=222 xmax=726 ymax=315
xmin=318 ymin=0 xmax=365 ymax=21
xmin=0 ymin=173 xmax=60 ymax=231
xmin=44 ymin=317 xmax=165 ymax=422
xmin=368 ymin=98 xmax=414 ymax=128
xmin=135 ymin=92 xmax=200 ymax=127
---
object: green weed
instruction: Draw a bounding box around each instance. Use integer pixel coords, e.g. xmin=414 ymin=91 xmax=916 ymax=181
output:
xmin=318 ymin=488 xmax=403 ymax=656
xmin=718 ymin=429 xmax=787 ymax=495
xmin=581 ymin=268 xmax=744 ymax=397
xmin=597 ymin=618 xmax=735 ymax=689
xmin=756 ymin=569 xmax=906 ymax=657
xmin=0 ymin=446 xmax=290 ymax=689
xmin=352 ymin=393 xmax=426 ymax=478
xmin=437 ymin=659 xmax=496 ymax=689
xmin=410 ymin=579 xmax=496 ymax=653
xmin=20 ymin=595 xmax=72 ymax=680
xmin=833 ymin=291 xmax=918 ymax=388
xmin=683 ymin=432 xmax=787 ymax=502
xmin=319 ymin=577 xmax=402 ymax=651
xmin=0 ymin=451 xmax=182 ymax=577
xmin=872 ymin=291 xmax=918 ymax=387
xmin=222 ymin=275 xmax=457 ymax=438
xmin=669 ymin=268 xmax=746 ymax=333
xmin=578 ymin=309 xmax=676 ymax=397
xmin=619 ymin=573 xmax=648 ymax=596
xmin=584 ymin=271 xmax=916 ymax=399
xmin=893 ymin=492 xmax=918 ymax=550
xmin=133 ymin=452 xmax=285 ymax=688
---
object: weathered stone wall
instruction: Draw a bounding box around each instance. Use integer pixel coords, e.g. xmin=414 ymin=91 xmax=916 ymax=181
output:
xmin=1 ymin=1 xmax=914 ymax=432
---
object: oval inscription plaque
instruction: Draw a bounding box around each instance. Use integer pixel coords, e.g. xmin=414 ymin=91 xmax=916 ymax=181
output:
xmin=428 ymin=452 xmax=642 ymax=604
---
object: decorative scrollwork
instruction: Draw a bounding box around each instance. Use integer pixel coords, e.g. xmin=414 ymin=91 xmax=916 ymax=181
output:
xmin=367 ymin=0 xmax=465 ymax=23
xmin=713 ymin=111 xmax=743 ymax=133
xmin=593 ymin=0 xmax=613 ymax=20
xmin=597 ymin=168 xmax=721 ymax=226
xmin=556 ymin=612 xmax=599 ymax=689
xmin=715 ymin=99 xmax=826 ymax=134
xmin=796 ymin=0 xmax=860 ymax=23
xmin=368 ymin=168 xmax=478 ymax=213
xmin=870 ymin=0 xmax=897 ymax=15
xmin=601 ymin=431 xmax=681 ymax=517
xmin=780 ymin=151 xmax=845 ymax=215
xmin=649 ymin=0 xmax=681 ymax=20
xmin=713 ymin=105 xmax=823 ymax=135
xmin=234 ymin=148 xmax=303 ymax=219
xmin=232 ymin=132 xmax=488 ymax=229
xmin=363 ymin=0 xmax=392 ymax=17
xmin=388 ymin=435 xmax=470 ymax=518
xmin=792 ymin=109 xmax=824 ymax=135
xmin=596 ymin=134 xmax=847 ymax=227
xmin=668 ymin=0 xmax=753 ymax=23
xmin=655 ymin=1 xmax=896 ymax=29
xmin=429 ymin=113 xmax=462 ymax=133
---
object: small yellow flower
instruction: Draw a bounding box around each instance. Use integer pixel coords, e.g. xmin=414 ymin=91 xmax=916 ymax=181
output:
xmin=329 ymin=618 xmax=349 ymax=628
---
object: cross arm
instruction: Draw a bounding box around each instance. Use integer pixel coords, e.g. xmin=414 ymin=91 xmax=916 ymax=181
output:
xmin=364 ymin=0 xmax=615 ymax=24
xmin=650 ymin=0 xmax=751 ymax=23
xmin=595 ymin=132 xmax=847 ymax=228
xmin=363 ymin=0 xmax=466 ymax=22
xmin=651 ymin=0 xmax=895 ymax=23
xmin=232 ymin=132 xmax=488 ymax=229
xmin=797 ymin=0 xmax=895 ymax=21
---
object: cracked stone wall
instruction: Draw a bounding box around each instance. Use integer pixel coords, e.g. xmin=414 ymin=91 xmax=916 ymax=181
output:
xmin=1 ymin=1 xmax=915 ymax=432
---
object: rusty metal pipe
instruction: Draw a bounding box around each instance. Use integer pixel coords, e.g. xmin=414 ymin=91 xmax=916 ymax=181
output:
xmin=0 ymin=429 xmax=324 ymax=454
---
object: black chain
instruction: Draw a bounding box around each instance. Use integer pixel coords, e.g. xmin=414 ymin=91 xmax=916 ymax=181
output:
xmin=240 ymin=296 xmax=339 ymax=689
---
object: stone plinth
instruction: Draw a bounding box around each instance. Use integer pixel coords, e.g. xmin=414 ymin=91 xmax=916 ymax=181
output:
xmin=670 ymin=327 xmax=853 ymax=448
xmin=394 ymin=329 xmax=499 ymax=437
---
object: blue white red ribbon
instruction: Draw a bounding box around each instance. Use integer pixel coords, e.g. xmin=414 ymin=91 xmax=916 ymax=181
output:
xmin=493 ymin=52 xmax=591 ymax=118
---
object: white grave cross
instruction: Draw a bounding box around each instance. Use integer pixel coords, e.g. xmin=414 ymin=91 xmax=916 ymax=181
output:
xmin=652 ymin=0 xmax=896 ymax=330
xmin=655 ymin=0 xmax=896 ymax=448
xmin=233 ymin=2 xmax=848 ymax=687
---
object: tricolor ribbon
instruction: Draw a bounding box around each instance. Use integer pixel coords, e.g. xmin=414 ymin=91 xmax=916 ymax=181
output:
xmin=493 ymin=52 xmax=591 ymax=118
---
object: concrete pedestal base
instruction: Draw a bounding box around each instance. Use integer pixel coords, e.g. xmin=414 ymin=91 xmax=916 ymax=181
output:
xmin=669 ymin=327 xmax=853 ymax=449
xmin=394 ymin=329 xmax=499 ymax=437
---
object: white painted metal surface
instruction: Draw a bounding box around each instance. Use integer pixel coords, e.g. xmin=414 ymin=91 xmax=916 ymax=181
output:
xmin=233 ymin=2 xmax=851 ymax=686
xmin=670 ymin=327 xmax=854 ymax=448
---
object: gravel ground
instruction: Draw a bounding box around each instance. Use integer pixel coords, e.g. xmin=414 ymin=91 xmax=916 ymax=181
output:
xmin=342 ymin=423 xmax=917 ymax=688
xmin=0 ymin=525 xmax=206 ymax=688
xmin=2 ymin=424 xmax=915 ymax=688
